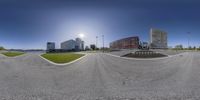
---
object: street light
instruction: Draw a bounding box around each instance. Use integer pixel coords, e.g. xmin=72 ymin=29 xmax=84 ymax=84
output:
xmin=187 ymin=32 xmax=190 ymax=49
xmin=96 ymin=36 xmax=98 ymax=50
xmin=102 ymin=35 xmax=104 ymax=52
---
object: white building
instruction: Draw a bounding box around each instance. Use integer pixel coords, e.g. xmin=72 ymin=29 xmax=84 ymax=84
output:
xmin=47 ymin=42 xmax=55 ymax=50
xmin=61 ymin=38 xmax=84 ymax=51
xmin=75 ymin=38 xmax=84 ymax=50
xmin=150 ymin=28 xmax=168 ymax=49
xmin=61 ymin=40 xmax=76 ymax=50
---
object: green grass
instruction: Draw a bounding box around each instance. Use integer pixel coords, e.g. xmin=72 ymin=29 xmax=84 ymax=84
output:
xmin=41 ymin=53 xmax=85 ymax=64
xmin=2 ymin=52 xmax=25 ymax=57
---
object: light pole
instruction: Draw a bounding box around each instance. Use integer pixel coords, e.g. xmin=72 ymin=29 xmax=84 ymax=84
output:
xmin=187 ymin=32 xmax=190 ymax=49
xmin=102 ymin=35 xmax=104 ymax=52
xmin=96 ymin=36 xmax=98 ymax=50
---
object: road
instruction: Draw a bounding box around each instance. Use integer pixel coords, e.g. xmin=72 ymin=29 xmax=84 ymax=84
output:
xmin=0 ymin=52 xmax=200 ymax=100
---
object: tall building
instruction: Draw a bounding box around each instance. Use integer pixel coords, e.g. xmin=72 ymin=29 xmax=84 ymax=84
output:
xmin=110 ymin=36 xmax=139 ymax=49
xmin=46 ymin=42 xmax=55 ymax=50
xmin=75 ymin=38 xmax=84 ymax=50
xmin=61 ymin=40 xmax=76 ymax=50
xmin=61 ymin=38 xmax=84 ymax=51
xmin=150 ymin=28 xmax=168 ymax=49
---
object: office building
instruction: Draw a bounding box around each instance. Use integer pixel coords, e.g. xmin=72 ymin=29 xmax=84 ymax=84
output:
xmin=150 ymin=28 xmax=168 ymax=49
xmin=61 ymin=38 xmax=84 ymax=51
xmin=61 ymin=40 xmax=77 ymax=51
xmin=110 ymin=36 xmax=139 ymax=49
xmin=46 ymin=42 xmax=55 ymax=50
xmin=75 ymin=38 xmax=84 ymax=50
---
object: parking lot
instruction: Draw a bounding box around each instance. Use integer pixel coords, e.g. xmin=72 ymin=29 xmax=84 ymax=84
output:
xmin=0 ymin=51 xmax=200 ymax=100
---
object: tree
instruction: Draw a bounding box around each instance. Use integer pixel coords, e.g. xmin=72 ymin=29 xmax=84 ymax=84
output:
xmin=198 ymin=46 xmax=200 ymax=50
xmin=0 ymin=46 xmax=5 ymax=50
xmin=174 ymin=45 xmax=183 ymax=50
xmin=85 ymin=46 xmax=90 ymax=51
xmin=188 ymin=46 xmax=192 ymax=50
xmin=193 ymin=46 xmax=196 ymax=50
xmin=90 ymin=44 xmax=96 ymax=50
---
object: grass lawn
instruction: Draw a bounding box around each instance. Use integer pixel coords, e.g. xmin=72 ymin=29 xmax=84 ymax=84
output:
xmin=41 ymin=53 xmax=85 ymax=64
xmin=2 ymin=52 xmax=25 ymax=57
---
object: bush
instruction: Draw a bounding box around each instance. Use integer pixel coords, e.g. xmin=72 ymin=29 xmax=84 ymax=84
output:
xmin=0 ymin=46 xmax=5 ymax=50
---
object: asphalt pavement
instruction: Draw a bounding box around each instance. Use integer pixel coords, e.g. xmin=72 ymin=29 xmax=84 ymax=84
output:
xmin=0 ymin=52 xmax=200 ymax=100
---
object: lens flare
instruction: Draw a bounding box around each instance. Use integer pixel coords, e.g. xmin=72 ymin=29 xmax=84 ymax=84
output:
xmin=78 ymin=33 xmax=85 ymax=38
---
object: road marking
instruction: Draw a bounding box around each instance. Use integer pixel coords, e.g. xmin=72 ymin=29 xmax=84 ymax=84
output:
xmin=39 ymin=53 xmax=88 ymax=66
xmin=105 ymin=52 xmax=186 ymax=61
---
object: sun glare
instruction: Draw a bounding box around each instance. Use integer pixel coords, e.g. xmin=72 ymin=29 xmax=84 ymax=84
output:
xmin=78 ymin=33 xmax=85 ymax=38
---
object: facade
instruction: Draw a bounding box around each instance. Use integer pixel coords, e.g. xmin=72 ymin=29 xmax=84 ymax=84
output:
xmin=61 ymin=40 xmax=76 ymax=50
xmin=75 ymin=38 xmax=84 ymax=50
xmin=110 ymin=36 xmax=139 ymax=49
xmin=61 ymin=38 xmax=84 ymax=51
xmin=150 ymin=28 xmax=168 ymax=49
xmin=47 ymin=42 xmax=55 ymax=50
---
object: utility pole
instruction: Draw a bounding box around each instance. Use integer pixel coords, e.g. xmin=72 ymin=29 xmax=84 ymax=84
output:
xmin=102 ymin=35 xmax=104 ymax=52
xmin=96 ymin=36 xmax=98 ymax=50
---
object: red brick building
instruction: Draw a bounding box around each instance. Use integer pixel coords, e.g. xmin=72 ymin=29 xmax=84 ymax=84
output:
xmin=110 ymin=36 xmax=139 ymax=49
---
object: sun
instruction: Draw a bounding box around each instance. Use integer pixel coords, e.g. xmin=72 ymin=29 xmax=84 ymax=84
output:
xmin=78 ymin=33 xmax=85 ymax=38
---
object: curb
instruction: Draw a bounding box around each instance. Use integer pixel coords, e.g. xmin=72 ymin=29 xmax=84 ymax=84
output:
xmin=39 ymin=53 xmax=87 ymax=66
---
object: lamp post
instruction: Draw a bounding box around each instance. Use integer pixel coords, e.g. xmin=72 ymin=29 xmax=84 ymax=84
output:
xmin=102 ymin=35 xmax=104 ymax=52
xmin=187 ymin=32 xmax=190 ymax=49
xmin=96 ymin=36 xmax=98 ymax=50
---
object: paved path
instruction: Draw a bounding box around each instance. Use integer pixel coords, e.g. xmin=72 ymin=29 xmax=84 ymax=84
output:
xmin=0 ymin=52 xmax=200 ymax=100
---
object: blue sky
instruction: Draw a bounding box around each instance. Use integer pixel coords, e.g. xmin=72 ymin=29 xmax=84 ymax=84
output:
xmin=0 ymin=0 xmax=200 ymax=49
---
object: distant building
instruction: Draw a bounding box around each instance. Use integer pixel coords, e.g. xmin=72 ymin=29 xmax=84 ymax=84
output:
xmin=90 ymin=44 xmax=96 ymax=50
xmin=47 ymin=42 xmax=55 ymax=50
xmin=150 ymin=28 xmax=168 ymax=49
xmin=61 ymin=38 xmax=84 ymax=51
xmin=110 ymin=36 xmax=139 ymax=50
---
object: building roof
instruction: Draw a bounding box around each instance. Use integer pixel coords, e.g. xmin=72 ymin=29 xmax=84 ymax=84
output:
xmin=61 ymin=39 xmax=75 ymax=44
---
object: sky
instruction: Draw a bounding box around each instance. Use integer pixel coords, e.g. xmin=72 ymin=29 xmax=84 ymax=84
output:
xmin=0 ymin=0 xmax=200 ymax=49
